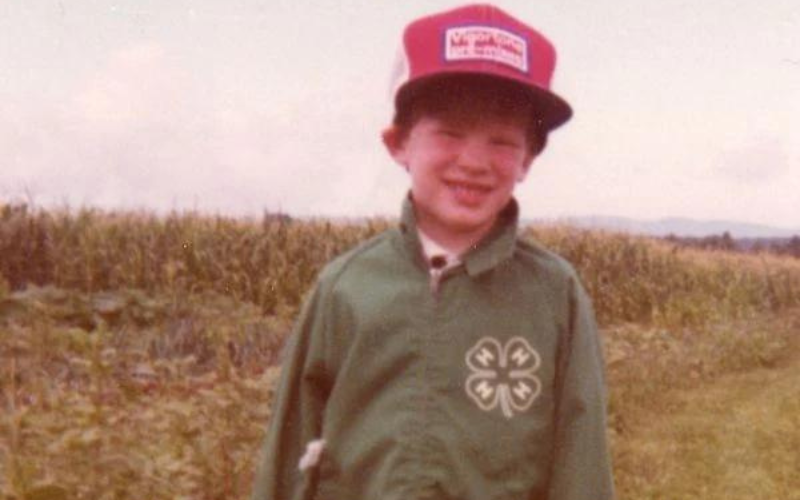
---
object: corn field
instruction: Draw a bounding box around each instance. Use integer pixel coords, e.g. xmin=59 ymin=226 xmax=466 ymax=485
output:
xmin=2 ymin=203 xmax=799 ymax=499
xmin=3 ymin=203 xmax=798 ymax=327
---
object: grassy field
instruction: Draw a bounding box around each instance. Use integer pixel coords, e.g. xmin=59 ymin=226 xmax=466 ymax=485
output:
xmin=1 ymin=204 xmax=799 ymax=499
xmin=608 ymin=310 xmax=800 ymax=499
xmin=616 ymin=342 xmax=800 ymax=500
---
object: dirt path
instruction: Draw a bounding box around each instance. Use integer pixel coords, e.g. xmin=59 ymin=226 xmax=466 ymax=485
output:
xmin=618 ymin=353 xmax=800 ymax=500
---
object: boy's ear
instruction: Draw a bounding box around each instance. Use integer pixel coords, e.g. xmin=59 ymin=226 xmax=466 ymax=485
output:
xmin=381 ymin=126 xmax=408 ymax=168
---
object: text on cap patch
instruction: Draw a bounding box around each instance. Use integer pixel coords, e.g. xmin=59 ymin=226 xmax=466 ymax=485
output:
xmin=444 ymin=26 xmax=528 ymax=73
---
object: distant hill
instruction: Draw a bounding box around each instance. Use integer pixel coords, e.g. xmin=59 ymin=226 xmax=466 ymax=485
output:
xmin=534 ymin=215 xmax=800 ymax=239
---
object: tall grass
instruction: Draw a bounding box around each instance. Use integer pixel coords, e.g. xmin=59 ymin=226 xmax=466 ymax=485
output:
xmin=529 ymin=226 xmax=800 ymax=326
xmin=3 ymin=203 xmax=799 ymax=328
xmin=1 ymin=204 xmax=384 ymax=318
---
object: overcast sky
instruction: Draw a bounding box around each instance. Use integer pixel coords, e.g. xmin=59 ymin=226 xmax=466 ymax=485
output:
xmin=2 ymin=0 xmax=799 ymax=228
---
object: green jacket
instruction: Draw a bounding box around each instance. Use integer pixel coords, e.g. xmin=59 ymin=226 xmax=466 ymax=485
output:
xmin=252 ymin=198 xmax=614 ymax=500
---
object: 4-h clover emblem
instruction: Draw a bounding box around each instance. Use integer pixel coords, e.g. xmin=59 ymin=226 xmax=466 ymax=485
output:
xmin=465 ymin=336 xmax=542 ymax=419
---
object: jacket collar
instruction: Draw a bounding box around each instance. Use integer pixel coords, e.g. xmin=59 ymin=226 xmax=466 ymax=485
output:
xmin=397 ymin=193 xmax=519 ymax=277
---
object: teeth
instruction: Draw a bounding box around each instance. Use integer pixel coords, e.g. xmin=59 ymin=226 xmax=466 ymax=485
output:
xmin=450 ymin=183 xmax=489 ymax=203
xmin=451 ymin=182 xmax=487 ymax=192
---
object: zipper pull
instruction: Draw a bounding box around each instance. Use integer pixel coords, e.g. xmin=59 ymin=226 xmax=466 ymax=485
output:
xmin=429 ymin=255 xmax=447 ymax=297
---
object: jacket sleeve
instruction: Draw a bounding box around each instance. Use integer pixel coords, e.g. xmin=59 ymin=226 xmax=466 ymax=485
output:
xmin=546 ymin=275 xmax=615 ymax=500
xmin=251 ymin=282 xmax=332 ymax=500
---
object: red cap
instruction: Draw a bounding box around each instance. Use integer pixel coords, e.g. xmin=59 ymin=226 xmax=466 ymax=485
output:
xmin=390 ymin=4 xmax=572 ymax=131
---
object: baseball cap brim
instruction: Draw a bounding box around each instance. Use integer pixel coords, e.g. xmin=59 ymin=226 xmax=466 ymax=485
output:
xmin=394 ymin=71 xmax=573 ymax=132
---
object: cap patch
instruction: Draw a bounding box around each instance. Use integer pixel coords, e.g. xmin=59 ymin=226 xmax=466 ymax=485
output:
xmin=444 ymin=26 xmax=528 ymax=73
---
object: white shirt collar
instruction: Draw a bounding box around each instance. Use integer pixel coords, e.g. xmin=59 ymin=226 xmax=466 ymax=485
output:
xmin=417 ymin=229 xmax=462 ymax=269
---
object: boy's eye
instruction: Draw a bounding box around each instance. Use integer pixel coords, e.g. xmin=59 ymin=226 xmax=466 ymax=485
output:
xmin=491 ymin=137 xmax=523 ymax=149
xmin=436 ymin=128 xmax=463 ymax=138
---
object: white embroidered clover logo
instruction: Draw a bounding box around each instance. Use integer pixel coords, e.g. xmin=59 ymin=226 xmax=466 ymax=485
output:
xmin=465 ymin=336 xmax=542 ymax=419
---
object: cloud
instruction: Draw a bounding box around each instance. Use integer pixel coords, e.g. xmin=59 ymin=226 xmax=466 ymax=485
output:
xmin=3 ymin=41 xmax=217 ymax=209
xmin=714 ymin=135 xmax=789 ymax=184
xmin=72 ymin=43 xmax=178 ymax=128
xmin=2 ymin=39 xmax=389 ymax=217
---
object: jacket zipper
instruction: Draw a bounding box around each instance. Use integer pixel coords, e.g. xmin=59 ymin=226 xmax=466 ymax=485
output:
xmin=429 ymin=267 xmax=444 ymax=299
xmin=428 ymin=255 xmax=448 ymax=300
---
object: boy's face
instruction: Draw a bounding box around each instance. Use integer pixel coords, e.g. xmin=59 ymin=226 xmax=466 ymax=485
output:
xmin=384 ymin=108 xmax=535 ymax=246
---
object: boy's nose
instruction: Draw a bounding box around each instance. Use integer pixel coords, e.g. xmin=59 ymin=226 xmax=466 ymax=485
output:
xmin=456 ymin=138 xmax=491 ymax=173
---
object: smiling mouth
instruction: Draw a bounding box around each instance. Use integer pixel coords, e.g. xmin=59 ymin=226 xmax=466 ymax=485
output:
xmin=446 ymin=181 xmax=493 ymax=204
xmin=446 ymin=180 xmax=492 ymax=192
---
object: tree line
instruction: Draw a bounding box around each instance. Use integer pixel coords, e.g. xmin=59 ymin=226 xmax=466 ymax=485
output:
xmin=663 ymin=232 xmax=800 ymax=259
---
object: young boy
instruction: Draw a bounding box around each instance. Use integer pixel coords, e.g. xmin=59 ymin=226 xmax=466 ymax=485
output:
xmin=252 ymin=4 xmax=614 ymax=500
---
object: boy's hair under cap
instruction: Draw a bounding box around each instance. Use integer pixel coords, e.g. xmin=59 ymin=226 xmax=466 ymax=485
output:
xmin=390 ymin=3 xmax=572 ymax=132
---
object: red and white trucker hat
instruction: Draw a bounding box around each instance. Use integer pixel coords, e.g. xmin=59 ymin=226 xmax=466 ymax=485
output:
xmin=389 ymin=4 xmax=572 ymax=131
